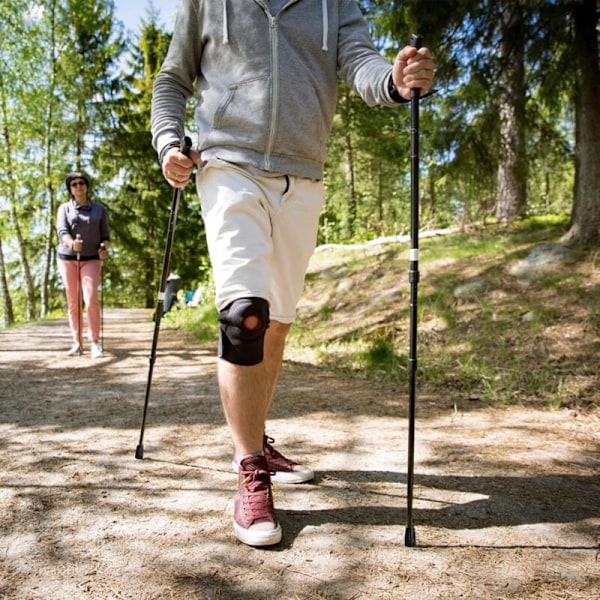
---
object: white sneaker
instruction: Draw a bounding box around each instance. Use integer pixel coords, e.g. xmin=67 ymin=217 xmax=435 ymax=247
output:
xmin=67 ymin=343 xmax=82 ymax=356
xmin=90 ymin=343 xmax=103 ymax=359
xmin=233 ymin=455 xmax=282 ymax=547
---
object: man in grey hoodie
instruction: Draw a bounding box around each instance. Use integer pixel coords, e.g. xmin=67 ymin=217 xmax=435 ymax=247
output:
xmin=151 ymin=0 xmax=434 ymax=547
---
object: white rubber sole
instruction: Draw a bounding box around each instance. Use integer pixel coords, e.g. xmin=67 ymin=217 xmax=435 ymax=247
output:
xmin=271 ymin=467 xmax=315 ymax=484
xmin=234 ymin=521 xmax=282 ymax=547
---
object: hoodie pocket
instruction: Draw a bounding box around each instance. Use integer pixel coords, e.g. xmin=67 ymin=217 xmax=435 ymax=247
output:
xmin=211 ymin=77 xmax=271 ymax=149
xmin=208 ymin=75 xmax=326 ymax=164
xmin=273 ymin=76 xmax=326 ymax=162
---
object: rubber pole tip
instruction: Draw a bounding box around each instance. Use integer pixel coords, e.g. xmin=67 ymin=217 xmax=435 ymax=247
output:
xmin=404 ymin=527 xmax=416 ymax=547
xmin=135 ymin=445 xmax=144 ymax=460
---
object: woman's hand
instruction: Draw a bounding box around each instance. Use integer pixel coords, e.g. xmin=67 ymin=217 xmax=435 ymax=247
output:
xmin=71 ymin=235 xmax=83 ymax=253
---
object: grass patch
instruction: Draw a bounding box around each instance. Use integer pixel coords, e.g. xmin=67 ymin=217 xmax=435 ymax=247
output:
xmin=287 ymin=216 xmax=598 ymax=411
xmin=162 ymin=303 xmax=219 ymax=342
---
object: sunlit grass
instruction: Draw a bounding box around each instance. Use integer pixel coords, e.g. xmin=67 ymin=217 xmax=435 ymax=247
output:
xmin=162 ymin=302 xmax=219 ymax=342
xmin=286 ymin=215 xmax=597 ymax=410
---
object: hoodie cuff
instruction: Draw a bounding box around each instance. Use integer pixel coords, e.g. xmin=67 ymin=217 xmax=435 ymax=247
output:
xmin=388 ymin=75 xmax=409 ymax=104
xmin=388 ymin=74 xmax=437 ymax=104
xmin=158 ymin=141 xmax=181 ymax=165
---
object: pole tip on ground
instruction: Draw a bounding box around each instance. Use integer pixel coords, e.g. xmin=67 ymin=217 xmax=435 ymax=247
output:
xmin=404 ymin=527 xmax=416 ymax=547
xmin=135 ymin=445 xmax=144 ymax=460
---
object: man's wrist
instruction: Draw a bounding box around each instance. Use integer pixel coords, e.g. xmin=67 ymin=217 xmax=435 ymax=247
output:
xmin=388 ymin=75 xmax=409 ymax=104
xmin=388 ymin=74 xmax=437 ymax=103
xmin=158 ymin=141 xmax=181 ymax=165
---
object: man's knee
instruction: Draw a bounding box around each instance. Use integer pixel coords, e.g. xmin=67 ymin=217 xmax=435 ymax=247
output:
xmin=218 ymin=297 xmax=270 ymax=366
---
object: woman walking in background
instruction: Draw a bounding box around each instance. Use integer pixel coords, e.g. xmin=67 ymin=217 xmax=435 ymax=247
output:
xmin=56 ymin=172 xmax=110 ymax=358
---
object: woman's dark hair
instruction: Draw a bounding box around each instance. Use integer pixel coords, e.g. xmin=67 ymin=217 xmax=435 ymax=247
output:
xmin=65 ymin=171 xmax=90 ymax=193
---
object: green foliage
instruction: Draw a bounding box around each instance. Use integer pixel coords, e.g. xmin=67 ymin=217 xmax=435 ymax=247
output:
xmin=162 ymin=301 xmax=219 ymax=343
xmin=1 ymin=0 xmax=598 ymax=329
xmin=323 ymin=83 xmax=412 ymax=243
xmin=287 ymin=216 xmax=598 ymax=411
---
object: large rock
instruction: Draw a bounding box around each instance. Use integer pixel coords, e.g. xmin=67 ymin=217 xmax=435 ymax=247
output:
xmin=453 ymin=276 xmax=490 ymax=299
xmin=510 ymin=243 xmax=571 ymax=283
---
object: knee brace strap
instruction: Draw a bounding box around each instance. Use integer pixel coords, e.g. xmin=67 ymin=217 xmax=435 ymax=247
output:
xmin=218 ymin=297 xmax=270 ymax=366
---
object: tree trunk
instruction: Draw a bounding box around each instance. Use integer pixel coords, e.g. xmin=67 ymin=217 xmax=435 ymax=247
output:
xmin=496 ymin=0 xmax=527 ymax=224
xmin=563 ymin=0 xmax=600 ymax=245
xmin=41 ymin=0 xmax=59 ymax=318
xmin=342 ymin=91 xmax=357 ymax=238
xmin=377 ymin=158 xmax=383 ymax=225
xmin=428 ymin=169 xmax=436 ymax=223
xmin=0 ymin=72 xmax=36 ymax=321
xmin=0 ymin=239 xmax=15 ymax=327
xmin=145 ymin=252 xmax=155 ymax=309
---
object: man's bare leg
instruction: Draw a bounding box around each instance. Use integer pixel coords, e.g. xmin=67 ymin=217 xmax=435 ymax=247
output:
xmin=218 ymin=320 xmax=291 ymax=461
xmin=263 ymin=321 xmax=291 ymax=413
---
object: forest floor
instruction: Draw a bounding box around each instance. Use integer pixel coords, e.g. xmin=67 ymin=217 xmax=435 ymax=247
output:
xmin=1 ymin=237 xmax=599 ymax=599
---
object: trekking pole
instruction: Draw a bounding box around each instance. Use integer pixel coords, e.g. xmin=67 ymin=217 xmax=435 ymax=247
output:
xmin=100 ymin=243 xmax=106 ymax=350
xmin=405 ymin=33 xmax=423 ymax=548
xmin=76 ymin=234 xmax=83 ymax=356
xmin=135 ymin=136 xmax=192 ymax=460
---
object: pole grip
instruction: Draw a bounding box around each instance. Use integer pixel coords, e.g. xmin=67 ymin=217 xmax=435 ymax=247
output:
xmin=410 ymin=34 xmax=423 ymax=100
xmin=410 ymin=33 xmax=423 ymax=50
xmin=180 ymin=136 xmax=192 ymax=157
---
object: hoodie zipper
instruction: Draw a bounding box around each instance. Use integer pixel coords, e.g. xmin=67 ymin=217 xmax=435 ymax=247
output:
xmin=265 ymin=14 xmax=279 ymax=171
xmin=258 ymin=0 xmax=320 ymax=171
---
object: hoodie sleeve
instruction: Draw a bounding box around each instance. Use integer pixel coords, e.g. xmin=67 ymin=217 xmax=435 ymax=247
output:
xmin=151 ymin=0 xmax=204 ymax=160
xmin=336 ymin=0 xmax=400 ymax=107
xmin=56 ymin=202 xmax=70 ymax=239
xmin=99 ymin=204 xmax=110 ymax=243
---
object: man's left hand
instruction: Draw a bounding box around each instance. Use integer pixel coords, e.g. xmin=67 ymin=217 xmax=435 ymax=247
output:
xmin=393 ymin=46 xmax=435 ymax=100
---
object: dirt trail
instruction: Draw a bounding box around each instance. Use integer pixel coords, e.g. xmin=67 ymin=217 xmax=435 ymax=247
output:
xmin=0 ymin=309 xmax=598 ymax=599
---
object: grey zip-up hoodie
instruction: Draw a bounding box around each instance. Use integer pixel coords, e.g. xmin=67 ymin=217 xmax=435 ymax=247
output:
xmin=151 ymin=0 xmax=403 ymax=180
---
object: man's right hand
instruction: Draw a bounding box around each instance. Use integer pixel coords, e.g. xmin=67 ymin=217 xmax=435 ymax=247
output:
xmin=162 ymin=146 xmax=204 ymax=189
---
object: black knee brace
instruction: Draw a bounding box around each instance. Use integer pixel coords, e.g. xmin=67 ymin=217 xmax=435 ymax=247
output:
xmin=218 ymin=297 xmax=270 ymax=366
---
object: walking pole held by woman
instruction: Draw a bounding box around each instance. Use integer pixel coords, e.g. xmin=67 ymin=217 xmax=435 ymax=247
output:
xmin=56 ymin=172 xmax=110 ymax=358
xmin=76 ymin=234 xmax=83 ymax=356
xmin=100 ymin=242 xmax=107 ymax=350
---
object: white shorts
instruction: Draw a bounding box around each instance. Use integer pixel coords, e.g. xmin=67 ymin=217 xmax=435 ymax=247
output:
xmin=196 ymin=160 xmax=324 ymax=323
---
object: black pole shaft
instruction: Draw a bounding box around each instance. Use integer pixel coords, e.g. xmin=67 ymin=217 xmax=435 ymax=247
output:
xmin=135 ymin=136 xmax=192 ymax=460
xmin=76 ymin=235 xmax=82 ymax=356
xmin=100 ymin=243 xmax=105 ymax=350
xmin=405 ymin=33 xmax=423 ymax=548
